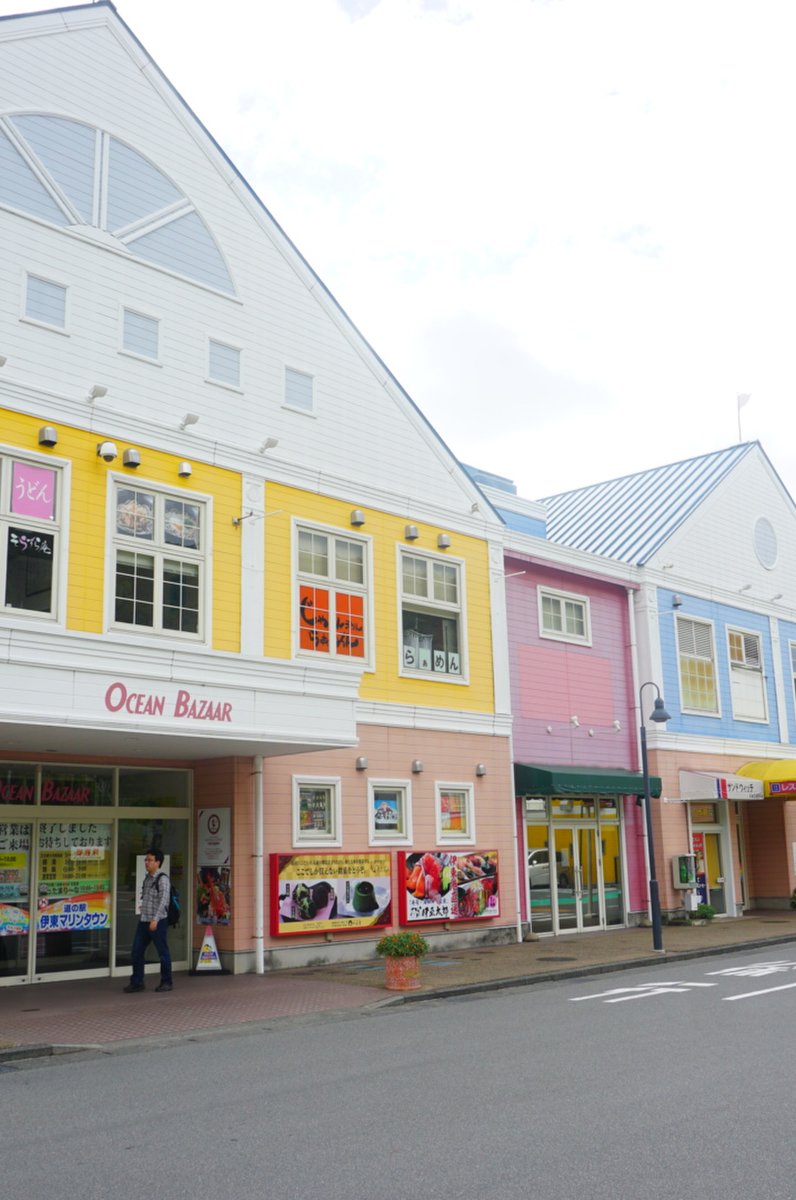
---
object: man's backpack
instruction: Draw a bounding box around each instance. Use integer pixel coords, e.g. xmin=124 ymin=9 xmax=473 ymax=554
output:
xmin=159 ymin=874 xmax=181 ymax=927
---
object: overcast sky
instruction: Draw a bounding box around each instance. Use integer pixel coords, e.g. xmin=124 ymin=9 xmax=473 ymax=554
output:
xmin=5 ymin=0 xmax=795 ymax=502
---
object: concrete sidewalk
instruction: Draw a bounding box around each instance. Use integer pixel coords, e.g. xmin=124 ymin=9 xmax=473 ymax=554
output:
xmin=3 ymin=910 xmax=796 ymax=1061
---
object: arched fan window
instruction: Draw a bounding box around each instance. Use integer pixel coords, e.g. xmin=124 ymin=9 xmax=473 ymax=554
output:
xmin=0 ymin=113 xmax=235 ymax=295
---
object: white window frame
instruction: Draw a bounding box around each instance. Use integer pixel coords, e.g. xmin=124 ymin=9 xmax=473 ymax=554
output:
xmin=120 ymin=306 xmax=161 ymax=364
xmin=207 ymin=338 xmax=242 ymax=390
xmin=676 ymin=614 xmax=720 ymax=716
xmin=22 ymin=271 xmax=69 ymax=333
xmin=0 ymin=448 xmax=66 ymax=622
xmin=368 ymin=779 xmax=413 ymax=846
xmin=538 ymin=586 xmax=591 ymax=645
xmin=108 ymin=478 xmax=209 ymax=643
xmin=294 ymin=519 xmax=372 ymax=666
xmin=292 ymin=776 xmax=342 ymax=847
xmin=284 ymin=365 xmax=315 ymax=415
xmin=399 ymin=547 xmax=467 ymax=681
xmin=435 ymin=782 xmax=476 ymax=845
xmin=726 ymin=625 xmax=767 ymax=722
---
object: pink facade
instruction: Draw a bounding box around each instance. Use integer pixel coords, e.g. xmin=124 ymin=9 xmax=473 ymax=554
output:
xmin=505 ymin=554 xmax=649 ymax=916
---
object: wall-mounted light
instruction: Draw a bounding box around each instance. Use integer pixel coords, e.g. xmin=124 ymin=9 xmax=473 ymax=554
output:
xmin=97 ymin=441 xmax=118 ymax=463
xmin=87 ymin=384 xmax=108 ymax=403
xmin=612 ymin=719 xmax=622 ymax=732
xmin=570 ymin=715 xmax=579 ymax=728
xmin=437 ymin=533 xmax=451 ymax=549
xmin=475 ymin=763 xmax=487 ymax=777
xmin=0 ymin=355 xmax=7 ymax=367
xmin=178 ymin=461 xmax=193 ymax=478
xmin=404 ymin=524 xmax=419 ymax=540
xmin=180 ymin=412 xmax=200 ymax=430
xmin=739 ymin=583 xmax=752 ymax=593
xmin=38 ymin=426 xmax=58 ymax=447
xmin=350 ymin=509 xmax=366 ymax=527
xmin=672 ymin=594 xmax=683 ymax=608
xmin=772 ymin=593 xmax=783 ymax=602
xmin=122 ymin=448 xmax=141 ymax=468
xmin=411 ymin=759 xmax=424 ymax=774
xmin=355 ymin=756 xmax=368 ymax=771
xmin=259 ymin=437 xmax=279 ymax=453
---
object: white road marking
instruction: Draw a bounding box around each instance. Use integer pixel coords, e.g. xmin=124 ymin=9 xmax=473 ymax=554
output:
xmin=724 ymin=981 xmax=796 ymax=1001
xmin=572 ymin=981 xmax=717 ymax=1003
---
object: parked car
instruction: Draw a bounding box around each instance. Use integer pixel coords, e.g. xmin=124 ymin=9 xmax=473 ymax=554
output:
xmin=528 ymin=848 xmax=570 ymax=889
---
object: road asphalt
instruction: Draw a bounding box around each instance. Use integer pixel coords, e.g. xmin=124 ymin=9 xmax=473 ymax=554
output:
xmin=3 ymin=909 xmax=796 ymax=1063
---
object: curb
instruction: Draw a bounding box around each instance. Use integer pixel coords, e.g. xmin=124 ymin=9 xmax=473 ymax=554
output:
xmin=2 ymin=933 xmax=795 ymax=1063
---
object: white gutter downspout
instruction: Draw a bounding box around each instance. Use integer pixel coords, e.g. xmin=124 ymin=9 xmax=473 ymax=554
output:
xmin=628 ymin=586 xmax=652 ymax=927
xmin=252 ymin=755 xmax=265 ymax=974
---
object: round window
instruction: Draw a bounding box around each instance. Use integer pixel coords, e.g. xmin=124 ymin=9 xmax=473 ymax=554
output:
xmin=754 ymin=517 xmax=778 ymax=569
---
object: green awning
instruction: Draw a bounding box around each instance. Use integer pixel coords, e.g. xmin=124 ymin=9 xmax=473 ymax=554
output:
xmin=514 ymin=763 xmax=661 ymax=799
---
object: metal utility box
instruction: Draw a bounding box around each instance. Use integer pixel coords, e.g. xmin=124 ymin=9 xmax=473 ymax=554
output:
xmin=672 ymin=854 xmax=697 ymax=889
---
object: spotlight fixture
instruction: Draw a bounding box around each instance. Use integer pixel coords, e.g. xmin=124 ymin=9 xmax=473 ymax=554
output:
xmin=177 ymin=461 xmax=193 ymax=478
xmin=350 ymin=509 xmax=366 ymax=527
xmin=404 ymin=524 xmax=419 ymax=540
xmin=122 ymin=448 xmax=141 ymax=468
xmin=180 ymin=412 xmax=200 ymax=430
xmin=437 ymin=533 xmax=451 ymax=549
xmin=97 ymin=441 xmax=118 ymax=463
xmin=570 ymin=715 xmax=580 ymax=728
xmin=475 ymin=763 xmax=487 ymax=777
xmin=87 ymin=384 xmax=108 ymax=403
xmin=355 ymin=756 xmax=368 ymax=771
xmin=0 ymin=355 xmax=7 ymax=367
xmin=672 ymin=594 xmax=683 ymax=608
xmin=38 ymin=426 xmax=58 ymax=447
xmin=259 ymin=437 xmax=279 ymax=453
xmin=411 ymin=759 xmax=424 ymax=774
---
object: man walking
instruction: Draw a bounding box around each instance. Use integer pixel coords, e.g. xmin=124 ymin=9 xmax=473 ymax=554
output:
xmin=124 ymin=848 xmax=173 ymax=993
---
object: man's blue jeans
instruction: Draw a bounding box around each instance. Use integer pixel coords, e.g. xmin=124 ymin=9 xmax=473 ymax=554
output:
xmin=130 ymin=917 xmax=172 ymax=987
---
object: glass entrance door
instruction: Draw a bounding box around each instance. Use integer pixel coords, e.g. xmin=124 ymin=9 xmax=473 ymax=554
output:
xmin=34 ymin=821 xmax=113 ymax=977
xmin=555 ymin=827 xmax=602 ymax=932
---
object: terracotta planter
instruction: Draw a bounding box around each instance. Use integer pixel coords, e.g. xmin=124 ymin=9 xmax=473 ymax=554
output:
xmin=383 ymin=955 xmax=422 ymax=991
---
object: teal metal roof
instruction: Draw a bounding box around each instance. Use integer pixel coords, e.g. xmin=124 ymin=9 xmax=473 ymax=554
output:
xmin=538 ymin=443 xmax=757 ymax=565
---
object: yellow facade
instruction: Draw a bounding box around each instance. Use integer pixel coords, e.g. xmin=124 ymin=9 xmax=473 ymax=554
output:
xmin=5 ymin=411 xmax=243 ymax=653
xmin=263 ymin=482 xmax=496 ymax=713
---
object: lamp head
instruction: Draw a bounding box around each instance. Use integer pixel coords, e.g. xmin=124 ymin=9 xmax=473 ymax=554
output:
xmin=649 ymin=696 xmax=671 ymax=724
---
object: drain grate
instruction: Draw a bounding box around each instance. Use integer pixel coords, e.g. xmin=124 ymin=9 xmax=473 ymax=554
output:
xmin=535 ymin=955 xmax=578 ymax=962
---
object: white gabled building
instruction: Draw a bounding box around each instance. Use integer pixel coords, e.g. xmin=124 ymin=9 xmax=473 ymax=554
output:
xmin=0 ymin=2 xmax=516 ymax=986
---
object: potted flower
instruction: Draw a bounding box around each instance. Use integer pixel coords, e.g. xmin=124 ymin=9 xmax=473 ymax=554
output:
xmin=375 ymin=929 xmax=429 ymax=991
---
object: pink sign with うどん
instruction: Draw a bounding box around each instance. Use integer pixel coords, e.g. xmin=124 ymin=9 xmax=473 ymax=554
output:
xmin=11 ymin=462 xmax=56 ymax=520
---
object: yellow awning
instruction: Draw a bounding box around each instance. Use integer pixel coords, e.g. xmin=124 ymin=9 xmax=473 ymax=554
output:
xmin=738 ymin=761 xmax=796 ymax=797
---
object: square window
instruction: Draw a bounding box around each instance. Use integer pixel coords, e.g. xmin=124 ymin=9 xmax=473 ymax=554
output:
xmin=401 ymin=551 xmax=463 ymax=678
xmin=539 ymin=588 xmax=590 ymax=644
xmin=208 ymin=339 xmax=241 ymax=388
xmin=435 ymin=783 xmax=475 ymax=844
xmin=25 ymin=275 xmax=67 ymax=328
xmin=122 ymin=309 xmax=159 ymax=360
xmin=285 ymin=367 xmax=314 ymax=413
xmin=293 ymin=779 xmax=342 ymax=846
xmin=369 ymin=782 xmax=412 ymax=845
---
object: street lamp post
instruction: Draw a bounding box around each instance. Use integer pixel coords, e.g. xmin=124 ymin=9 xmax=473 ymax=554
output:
xmin=639 ymin=682 xmax=671 ymax=953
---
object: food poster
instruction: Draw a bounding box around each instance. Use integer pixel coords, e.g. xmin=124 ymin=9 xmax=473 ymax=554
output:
xmin=37 ymin=822 xmax=113 ymax=932
xmin=271 ymin=853 xmax=392 ymax=935
xmin=399 ymin=851 xmax=500 ymax=924
xmin=0 ymin=822 xmax=31 ymax=936
xmin=196 ymin=809 xmax=231 ymax=925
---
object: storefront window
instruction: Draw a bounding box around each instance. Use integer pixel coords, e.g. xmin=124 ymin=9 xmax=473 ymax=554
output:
xmin=119 ymin=769 xmax=190 ymax=807
xmin=0 ymin=764 xmax=36 ymax=804
xmin=40 ymin=767 xmax=114 ymax=806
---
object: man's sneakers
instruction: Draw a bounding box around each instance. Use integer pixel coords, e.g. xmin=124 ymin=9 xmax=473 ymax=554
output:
xmin=123 ymin=983 xmax=145 ymax=993
xmin=155 ymin=982 xmax=173 ymax=992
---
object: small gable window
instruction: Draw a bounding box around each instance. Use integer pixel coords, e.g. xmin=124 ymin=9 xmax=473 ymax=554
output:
xmin=25 ymin=274 xmax=67 ymax=330
xmin=285 ymin=367 xmax=314 ymax=414
xmin=208 ymin=340 xmax=241 ymax=389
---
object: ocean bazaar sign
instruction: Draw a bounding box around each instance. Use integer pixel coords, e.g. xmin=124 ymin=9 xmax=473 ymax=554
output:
xmin=104 ymin=681 xmax=232 ymax=723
